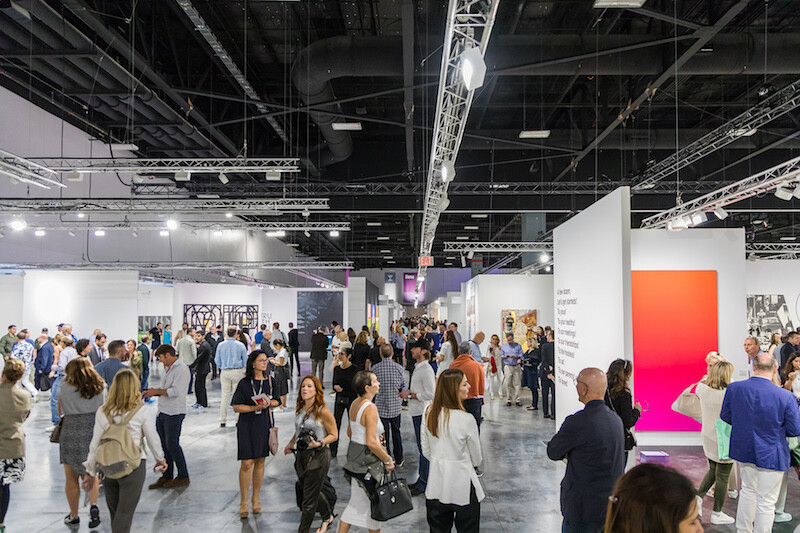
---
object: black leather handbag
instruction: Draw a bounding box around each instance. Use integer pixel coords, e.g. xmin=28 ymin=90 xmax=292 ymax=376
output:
xmin=369 ymin=470 xmax=413 ymax=521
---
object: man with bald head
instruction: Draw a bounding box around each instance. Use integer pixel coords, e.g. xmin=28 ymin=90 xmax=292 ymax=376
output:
xmin=547 ymin=367 xmax=625 ymax=533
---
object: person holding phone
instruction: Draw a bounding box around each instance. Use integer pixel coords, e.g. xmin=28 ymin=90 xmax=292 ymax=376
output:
xmin=232 ymin=350 xmax=281 ymax=518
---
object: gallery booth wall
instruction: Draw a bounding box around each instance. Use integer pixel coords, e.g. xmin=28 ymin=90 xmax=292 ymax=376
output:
xmin=744 ymin=260 xmax=800 ymax=350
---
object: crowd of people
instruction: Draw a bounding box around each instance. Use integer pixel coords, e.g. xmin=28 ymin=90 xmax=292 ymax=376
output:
xmin=3 ymin=315 xmax=800 ymax=533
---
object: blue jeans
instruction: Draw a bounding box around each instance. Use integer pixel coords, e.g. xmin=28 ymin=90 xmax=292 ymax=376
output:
xmin=50 ymin=375 xmax=62 ymax=425
xmin=156 ymin=413 xmax=188 ymax=479
xmin=141 ymin=368 xmax=149 ymax=390
xmin=412 ymin=415 xmax=429 ymax=490
xmin=562 ymin=519 xmax=604 ymax=533
xmin=525 ymin=367 xmax=539 ymax=408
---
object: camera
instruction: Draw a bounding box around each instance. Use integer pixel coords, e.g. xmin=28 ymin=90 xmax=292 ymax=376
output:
xmin=295 ymin=428 xmax=318 ymax=451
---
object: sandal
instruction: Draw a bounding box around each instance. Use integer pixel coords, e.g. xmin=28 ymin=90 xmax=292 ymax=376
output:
xmin=252 ymin=498 xmax=262 ymax=514
xmin=316 ymin=514 xmax=335 ymax=533
xmin=239 ymin=502 xmax=249 ymax=519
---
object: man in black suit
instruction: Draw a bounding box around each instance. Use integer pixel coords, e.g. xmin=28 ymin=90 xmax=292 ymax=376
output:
xmin=547 ymin=367 xmax=625 ymax=533
xmin=288 ymin=322 xmax=300 ymax=376
xmin=310 ymin=326 xmax=329 ymax=387
xmin=780 ymin=331 xmax=800 ymax=369
xmin=540 ymin=330 xmax=556 ymax=419
xmin=193 ymin=332 xmax=212 ymax=409
xmin=205 ymin=325 xmax=223 ymax=379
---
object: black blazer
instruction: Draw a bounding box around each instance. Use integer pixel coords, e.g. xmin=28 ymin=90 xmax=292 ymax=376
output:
xmin=288 ymin=328 xmax=299 ymax=347
xmin=195 ymin=341 xmax=212 ymax=375
xmin=540 ymin=341 xmax=555 ymax=376
xmin=205 ymin=332 xmax=222 ymax=354
xmin=311 ymin=332 xmax=329 ymax=360
xmin=547 ymin=400 xmax=625 ymax=524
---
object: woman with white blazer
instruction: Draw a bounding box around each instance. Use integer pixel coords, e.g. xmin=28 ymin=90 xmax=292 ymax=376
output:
xmin=422 ymin=368 xmax=483 ymax=533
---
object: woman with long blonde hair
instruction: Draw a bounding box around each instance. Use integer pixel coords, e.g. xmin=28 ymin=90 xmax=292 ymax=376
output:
xmin=58 ymin=357 xmax=104 ymax=527
xmin=83 ymin=370 xmax=165 ymax=533
xmin=422 ymin=369 xmax=484 ymax=532
xmin=284 ymin=376 xmax=338 ymax=533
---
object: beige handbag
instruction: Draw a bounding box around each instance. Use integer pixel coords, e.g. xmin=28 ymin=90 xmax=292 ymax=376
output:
xmin=671 ymin=384 xmax=702 ymax=422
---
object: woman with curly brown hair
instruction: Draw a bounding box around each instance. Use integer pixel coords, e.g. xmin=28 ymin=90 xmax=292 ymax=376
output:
xmin=0 ymin=359 xmax=30 ymax=533
xmin=59 ymin=357 xmax=105 ymax=527
xmin=284 ymin=375 xmax=338 ymax=533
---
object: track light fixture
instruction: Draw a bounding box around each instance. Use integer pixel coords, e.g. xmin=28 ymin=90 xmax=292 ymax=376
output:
xmin=775 ymin=186 xmax=794 ymax=201
xmin=218 ymin=172 xmax=229 ymax=184
xmin=460 ymin=46 xmax=486 ymax=91
xmin=713 ymin=206 xmax=729 ymax=220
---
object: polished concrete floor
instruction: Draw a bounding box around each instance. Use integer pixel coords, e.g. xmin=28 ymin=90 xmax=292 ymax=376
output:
xmin=7 ymin=362 xmax=800 ymax=532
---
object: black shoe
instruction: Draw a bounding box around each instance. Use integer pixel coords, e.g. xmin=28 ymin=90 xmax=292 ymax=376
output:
xmin=64 ymin=514 xmax=79 ymax=526
xmin=220 ymin=422 xmax=226 ymax=427
xmin=474 ymin=467 xmax=483 ymax=477
xmin=410 ymin=486 xmax=426 ymax=496
xmin=89 ymin=504 xmax=101 ymax=528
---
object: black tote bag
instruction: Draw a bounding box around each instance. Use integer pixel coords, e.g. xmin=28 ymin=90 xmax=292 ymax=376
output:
xmin=369 ymin=470 xmax=413 ymax=521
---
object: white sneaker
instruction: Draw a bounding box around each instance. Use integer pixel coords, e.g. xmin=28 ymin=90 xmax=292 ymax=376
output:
xmin=774 ymin=512 xmax=792 ymax=523
xmin=710 ymin=511 xmax=735 ymax=525
xmin=44 ymin=425 xmax=56 ymax=432
xmin=696 ymin=496 xmax=703 ymax=517
xmin=727 ymin=489 xmax=738 ymax=499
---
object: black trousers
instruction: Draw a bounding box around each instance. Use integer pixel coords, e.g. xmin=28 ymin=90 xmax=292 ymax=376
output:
xmin=426 ymin=485 xmax=480 ymax=533
xmin=380 ymin=415 xmax=404 ymax=462
xmin=195 ymin=371 xmax=209 ymax=407
xmin=103 ymin=459 xmax=146 ymax=533
xmin=463 ymin=398 xmax=482 ymax=433
xmin=290 ymin=344 xmax=301 ymax=375
xmin=295 ymin=448 xmax=332 ymax=533
xmin=331 ymin=398 xmax=351 ymax=457
xmin=541 ymin=376 xmax=555 ymax=417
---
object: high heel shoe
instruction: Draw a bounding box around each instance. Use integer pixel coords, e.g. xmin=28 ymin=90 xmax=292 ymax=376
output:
xmin=239 ymin=502 xmax=249 ymax=519
xmin=252 ymin=499 xmax=262 ymax=514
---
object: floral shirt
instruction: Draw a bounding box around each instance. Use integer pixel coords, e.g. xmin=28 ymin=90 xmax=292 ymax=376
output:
xmin=11 ymin=341 xmax=34 ymax=366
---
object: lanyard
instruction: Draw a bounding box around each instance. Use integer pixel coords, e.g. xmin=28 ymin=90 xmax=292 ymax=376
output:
xmin=251 ymin=379 xmax=263 ymax=397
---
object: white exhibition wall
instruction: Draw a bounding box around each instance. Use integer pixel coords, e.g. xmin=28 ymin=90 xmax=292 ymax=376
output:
xmin=347 ymin=277 xmax=367 ymax=333
xmin=447 ymin=290 xmax=465 ymax=332
xmin=0 ymin=274 xmax=24 ymax=332
xmin=21 ymin=271 xmax=139 ymax=341
xmin=465 ymin=274 xmax=554 ymax=353
xmin=553 ymin=187 xmax=633 ymax=427
xmin=745 ymin=260 xmax=800 ymax=344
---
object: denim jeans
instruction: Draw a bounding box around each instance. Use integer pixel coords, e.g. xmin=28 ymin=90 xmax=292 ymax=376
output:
xmin=380 ymin=415 xmax=404 ymax=463
xmin=562 ymin=519 xmax=604 ymax=533
xmin=412 ymin=415 xmax=429 ymax=490
xmin=50 ymin=375 xmax=62 ymax=425
xmin=156 ymin=413 xmax=188 ymax=479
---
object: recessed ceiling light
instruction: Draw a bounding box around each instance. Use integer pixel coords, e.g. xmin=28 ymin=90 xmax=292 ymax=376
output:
xmin=94 ymin=229 xmax=106 ymax=237
xmin=377 ymin=236 xmax=390 ymax=241
xmin=34 ymin=230 xmax=45 ymax=237
xmin=10 ymin=219 xmax=26 ymax=231
xmin=464 ymin=226 xmax=479 ymax=230
xmin=380 ymin=249 xmax=392 ymax=253
xmin=287 ymin=243 xmax=299 ymax=247
xmin=226 ymin=212 xmax=233 ymax=218
xmin=470 ymin=214 xmax=488 ymax=219
xmin=456 ymin=236 xmax=469 ymax=240
xmin=331 ymin=122 xmax=362 ymax=131
xmin=780 ymin=236 xmax=797 ymax=241
xmin=160 ymin=230 xmax=170 ymax=237
xmin=367 ymin=222 xmax=382 ymax=227
xmin=519 ymin=130 xmax=551 ymax=139
xmin=593 ymin=0 xmax=646 ymax=7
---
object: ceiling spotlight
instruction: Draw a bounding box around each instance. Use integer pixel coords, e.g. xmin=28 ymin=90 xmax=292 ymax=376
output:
xmin=264 ymin=171 xmax=281 ymax=181
xmin=10 ymin=219 xmax=26 ymax=231
xmin=758 ymin=84 xmax=776 ymax=97
xmin=266 ymin=230 xmax=286 ymax=237
xmin=94 ymin=229 xmax=105 ymax=237
xmin=540 ymin=253 xmax=550 ymax=263
xmin=64 ymin=171 xmax=83 ymax=182
xmin=304 ymin=230 xmax=311 ymax=238
xmin=545 ymin=265 xmax=552 ymax=272
xmin=34 ymin=230 xmax=45 ymax=237
xmin=329 ymin=230 xmax=340 ymax=237
xmin=713 ymin=206 xmax=729 ymax=220
xmin=729 ymin=128 xmax=758 ymax=138
xmin=218 ymin=172 xmax=229 ymax=184
xmin=460 ymin=46 xmax=486 ymax=91
xmin=460 ymin=255 xmax=467 ymax=267
xmin=174 ymin=170 xmax=191 ymax=182
xmin=780 ymin=236 xmax=797 ymax=241
xmin=166 ymin=219 xmax=179 ymax=230
xmin=225 ymin=212 xmax=233 ymax=218
xmin=68 ymin=230 xmax=75 ymax=237
xmin=690 ymin=212 xmax=704 ymax=226
xmin=301 ymin=210 xmax=311 ymax=218
xmin=793 ymin=183 xmax=800 ymax=199
xmin=467 ymin=251 xmax=475 ymax=259
xmin=76 ymin=212 xmax=85 ymax=218
xmin=159 ymin=230 xmax=169 ymax=237
xmin=438 ymin=196 xmax=450 ymax=211
xmin=775 ymin=186 xmax=794 ymax=201
xmin=229 ymin=271 xmax=236 ymax=277
xmin=440 ymin=160 xmax=456 ymax=183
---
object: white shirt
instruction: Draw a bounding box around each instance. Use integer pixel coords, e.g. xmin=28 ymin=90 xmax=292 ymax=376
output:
xmin=436 ymin=342 xmax=455 ymax=378
xmin=83 ymin=403 xmax=164 ymax=476
xmin=421 ymin=408 xmax=484 ymax=505
xmin=408 ymin=360 xmax=436 ymax=417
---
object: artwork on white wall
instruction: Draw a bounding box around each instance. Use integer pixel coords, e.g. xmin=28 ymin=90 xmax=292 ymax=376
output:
xmin=747 ymin=294 xmax=796 ymax=349
xmin=138 ymin=315 xmax=171 ymax=335
xmin=183 ymin=304 xmax=259 ymax=332
xmin=501 ymin=309 xmax=538 ymax=349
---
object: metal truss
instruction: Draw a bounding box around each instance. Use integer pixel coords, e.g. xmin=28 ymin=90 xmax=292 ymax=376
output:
xmin=19 ymin=221 xmax=350 ymax=232
xmin=0 ymin=261 xmax=352 ymax=270
xmin=0 ymin=197 xmax=328 ymax=215
xmin=133 ymin=180 xmax=729 ymax=197
xmin=0 ymin=149 xmax=66 ymax=189
xmin=747 ymin=242 xmax=800 ymax=260
xmin=285 ymin=269 xmax=345 ymax=289
xmin=515 ymin=259 xmax=554 ymax=275
xmin=31 ymin=157 xmax=300 ymax=175
xmin=418 ymin=0 xmax=500 ymax=294
xmin=640 ymin=155 xmax=800 ymax=229
xmin=633 ymin=77 xmax=800 ymax=191
xmin=443 ymin=241 xmax=553 ymax=253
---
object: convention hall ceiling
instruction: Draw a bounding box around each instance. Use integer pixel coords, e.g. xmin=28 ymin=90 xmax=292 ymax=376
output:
xmin=2 ymin=0 xmax=800 ymax=270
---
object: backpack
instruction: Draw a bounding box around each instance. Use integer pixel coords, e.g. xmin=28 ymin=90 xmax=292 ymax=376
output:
xmin=93 ymin=404 xmax=144 ymax=479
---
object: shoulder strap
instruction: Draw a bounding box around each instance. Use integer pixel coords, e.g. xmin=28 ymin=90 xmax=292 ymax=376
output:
xmin=355 ymin=400 xmax=371 ymax=423
xmin=121 ymin=403 xmax=144 ymax=425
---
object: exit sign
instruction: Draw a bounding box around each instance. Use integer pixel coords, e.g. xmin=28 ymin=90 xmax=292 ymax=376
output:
xmin=419 ymin=255 xmax=434 ymax=267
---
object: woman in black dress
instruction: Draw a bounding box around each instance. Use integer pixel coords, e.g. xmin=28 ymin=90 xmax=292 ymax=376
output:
xmin=330 ymin=347 xmax=358 ymax=457
xmin=232 ymin=350 xmax=281 ymax=519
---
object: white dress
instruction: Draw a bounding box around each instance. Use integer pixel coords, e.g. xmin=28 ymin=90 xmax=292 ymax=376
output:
xmin=436 ymin=342 xmax=455 ymax=378
xmin=341 ymin=400 xmax=385 ymax=530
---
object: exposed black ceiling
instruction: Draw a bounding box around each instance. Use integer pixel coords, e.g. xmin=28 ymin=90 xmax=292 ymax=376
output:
xmin=2 ymin=0 xmax=800 ymax=270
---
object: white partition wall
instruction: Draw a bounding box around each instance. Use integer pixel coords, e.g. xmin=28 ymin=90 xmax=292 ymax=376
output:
xmin=553 ymin=187 xmax=633 ymax=426
xmin=745 ymin=260 xmax=800 ymax=342
xmin=0 ymin=274 xmax=24 ymax=331
xmin=23 ymin=271 xmax=139 ymax=340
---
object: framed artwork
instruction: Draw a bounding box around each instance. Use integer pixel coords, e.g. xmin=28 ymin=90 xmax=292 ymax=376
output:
xmin=501 ymin=309 xmax=538 ymax=348
xmin=183 ymin=304 xmax=223 ymax=332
